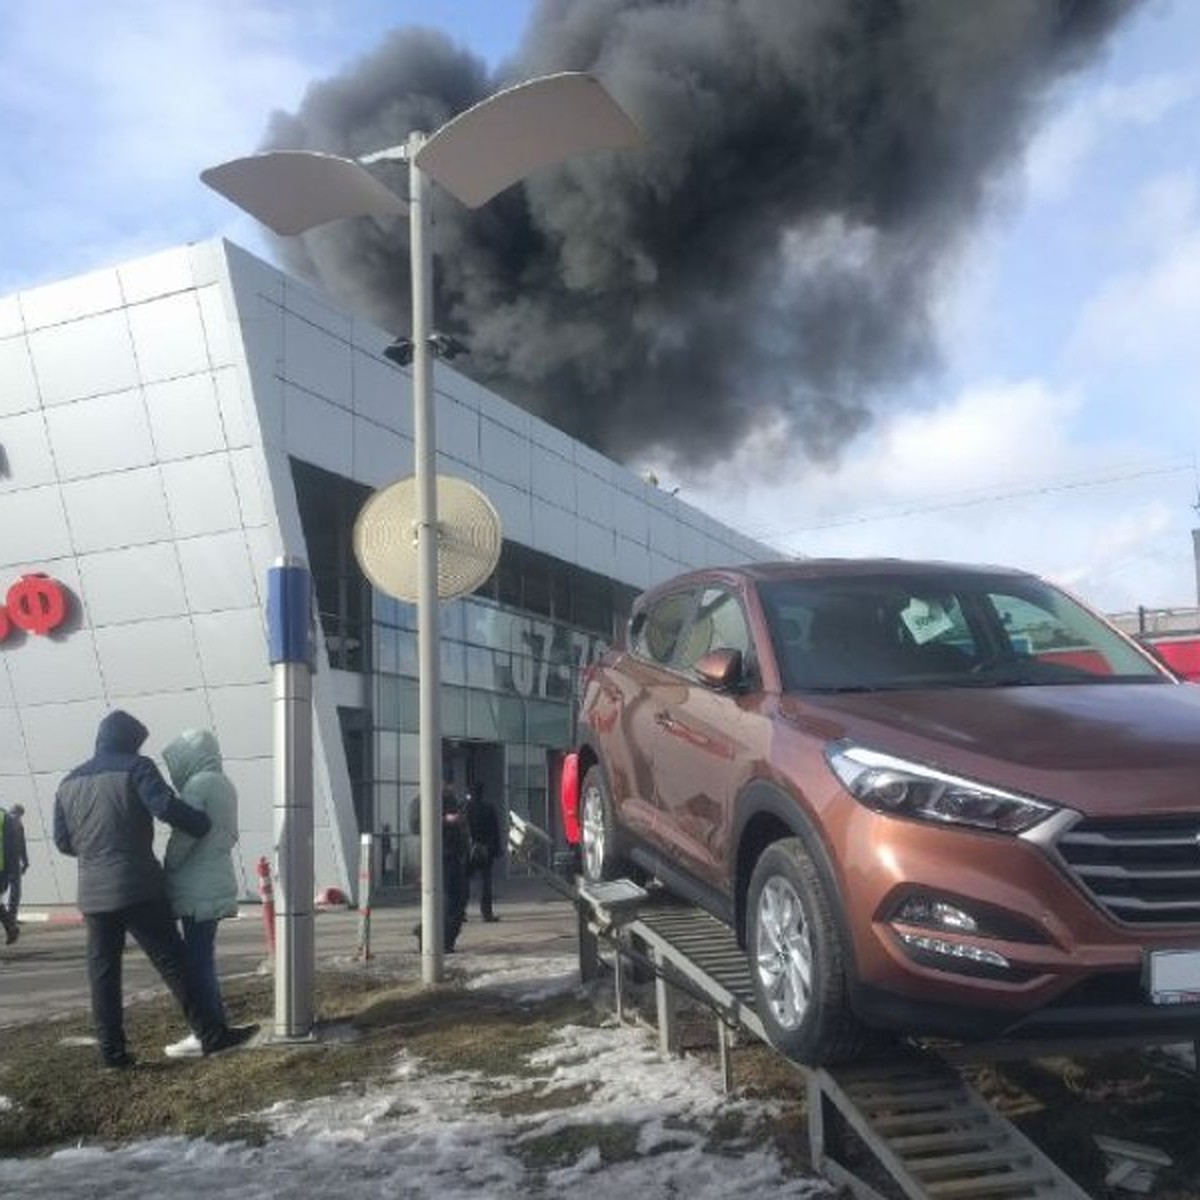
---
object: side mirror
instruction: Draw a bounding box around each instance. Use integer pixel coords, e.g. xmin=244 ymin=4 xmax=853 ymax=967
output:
xmin=695 ymin=647 xmax=745 ymax=691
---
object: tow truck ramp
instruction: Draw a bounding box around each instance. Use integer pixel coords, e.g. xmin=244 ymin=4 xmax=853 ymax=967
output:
xmin=575 ymin=879 xmax=1094 ymax=1200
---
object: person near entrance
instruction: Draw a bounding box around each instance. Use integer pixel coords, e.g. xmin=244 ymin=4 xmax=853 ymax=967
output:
xmin=463 ymin=784 xmax=502 ymax=922
xmin=53 ymin=710 xmax=258 ymax=1067
xmin=410 ymin=784 xmax=469 ymax=952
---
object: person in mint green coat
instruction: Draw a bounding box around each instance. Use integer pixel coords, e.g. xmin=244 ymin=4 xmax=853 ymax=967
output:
xmin=162 ymin=728 xmax=240 ymax=1057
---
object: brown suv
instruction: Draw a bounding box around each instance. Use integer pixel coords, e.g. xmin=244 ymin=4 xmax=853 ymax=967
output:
xmin=561 ymin=559 xmax=1200 ymax=1065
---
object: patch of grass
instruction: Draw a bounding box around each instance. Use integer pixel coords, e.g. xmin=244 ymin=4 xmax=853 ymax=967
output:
xmin=476 ymin=1080 xmax=598 ymax=1118
xmin=511 ymin=1120 xmax=640 ymax=1170
xmin=0 ymin=972 xmax=595 ymax=1158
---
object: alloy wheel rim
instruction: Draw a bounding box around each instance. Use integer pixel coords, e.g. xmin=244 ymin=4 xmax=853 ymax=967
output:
xmin=581 ymin=784 xmax=606 ymax=879
xmin=754 ymin=874 xmax=814 ymax=1030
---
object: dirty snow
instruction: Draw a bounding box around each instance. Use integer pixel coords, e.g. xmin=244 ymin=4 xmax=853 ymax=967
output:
xmin=0 ymin=956 xmax=832 ymax=1198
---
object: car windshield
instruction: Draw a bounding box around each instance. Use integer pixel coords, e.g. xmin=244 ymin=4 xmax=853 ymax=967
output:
xmin=759 ymin=572 xmax=1167 ymax=693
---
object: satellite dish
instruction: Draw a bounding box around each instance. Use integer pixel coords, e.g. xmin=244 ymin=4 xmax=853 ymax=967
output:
xmin=353 ymin=476 xmax=503 ymax=602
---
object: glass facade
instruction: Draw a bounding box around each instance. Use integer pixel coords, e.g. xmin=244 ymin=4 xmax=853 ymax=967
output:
xmin=292 ymin=458 xmax=638 ymax=882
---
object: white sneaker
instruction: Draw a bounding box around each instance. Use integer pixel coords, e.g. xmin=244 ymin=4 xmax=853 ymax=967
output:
xmin=164 ymin=1033 xmax=203 ymax=1059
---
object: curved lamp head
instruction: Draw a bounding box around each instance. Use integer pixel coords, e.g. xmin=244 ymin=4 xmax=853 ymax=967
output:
xmin=200 ymin=150 xmax=408 ymax=235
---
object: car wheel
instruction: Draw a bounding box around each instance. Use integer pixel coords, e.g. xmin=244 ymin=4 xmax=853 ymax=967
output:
xmin=579 ymin=765 xmax=621 ymax=882
xmin=747 ymin=837 xmax=869 ymax=1066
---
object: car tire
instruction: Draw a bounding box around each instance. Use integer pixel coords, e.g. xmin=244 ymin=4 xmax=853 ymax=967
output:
xmin=579 ymin=764 xmax=623 ymax=882
xmin=747 ymin=837 xmax=870 ymax=1066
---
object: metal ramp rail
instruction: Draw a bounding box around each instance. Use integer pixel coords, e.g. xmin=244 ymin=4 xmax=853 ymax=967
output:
xmin=576 ymin=882 xmax=1094 ymax=1200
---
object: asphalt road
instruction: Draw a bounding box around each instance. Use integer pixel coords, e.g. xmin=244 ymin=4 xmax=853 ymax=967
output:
xmin=0 ymin=878 xmax=580 ymax=1030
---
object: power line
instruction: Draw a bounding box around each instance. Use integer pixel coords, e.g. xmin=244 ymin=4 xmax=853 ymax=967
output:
xmin=750 ymin=457 xmax=1197 ymax=539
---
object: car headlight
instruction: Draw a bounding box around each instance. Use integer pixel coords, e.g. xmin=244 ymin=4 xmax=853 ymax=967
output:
xmin=825 ymin=742 xmax=1056 ymax=834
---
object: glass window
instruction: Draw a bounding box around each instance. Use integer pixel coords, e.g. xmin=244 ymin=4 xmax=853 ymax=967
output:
xmin=440 ymin=638 xmax=466 ymax=686
xmin=375 ymin=624 xmax=399 ymax=675
xmin=375 ymin=675 xmax=401 ymax=729
xmin=527 ymin=698 xmax=570 ymax=747
xmin=441 ymin=685 xmax=468 ymax=737
xmin=676 ymin=587 xmax=751 ymax=670
xmin=466 ymin=644 xmax=498 ymax=689
xmin=376 ymin=731 xmax=400 ymax=780
xmin=631 ymin=590 xmax=693 ymax=665
xmin=759 ymin=573 xmax=1165 ymax=692
xmin=467 ymin=689 xmax=501 ymax=740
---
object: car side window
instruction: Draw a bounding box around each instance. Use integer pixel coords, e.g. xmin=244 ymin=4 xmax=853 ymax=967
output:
xmin=675 ymin=587 xmax=752 ymax=672
xmin=630 ymin=591 xmax=693 ymax=666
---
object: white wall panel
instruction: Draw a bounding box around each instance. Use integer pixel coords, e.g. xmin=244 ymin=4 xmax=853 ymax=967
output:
xmin=615 ymin=535 xmax=651 ymax=588
xmin=352 ymin=353 xmax=412 ymax=434
xmin=161 ymin=454 xmax=242 ymax=538
xmin=95 ymin=617 xmax=204 ymax=696
xmin=20 ymin=267 xmax=122 ymax=330
xmin=129 ymin=292 xmax=211 ymax=384
xmin=481 ymin=477 xmax=532 ymax=546
xmin=531 ymin=417 xmax=574 ymax=458
xmin=229 ymin=447 xmax=270 ymax=530
xmin=107 ymin=688 xmax=212 ymax=755
xmin=649 ymin=510 xmax=681 ymax=559
xmin=283 ymin=312 xmax=352 ymax=404
xmin=175 ymin=531 xmax=257 ymax=613
xmin=0 ymin=710 xmax=29 ymax=775
xmin=214 ymin=367 xmax=252 ymax=447
xmin=531 ymin=498 xmax=576 ymax=563
xmin=438 ymin=394 xmax=480 ymax=467
xmin=208 ymin=682 xmax=273 ymax=759
xmin=44 ymin=388 xmax=155 ymax=479
xmin=79 ymin=543 xmax=187 ymax=626
xmin=60 ymin=468 xmax=172 ymax=553
xmin=192 ymin=608 xmax=269 ymax=686
xmin=118 ymin=247 xmax=195 ymax=305
xmin=283 ymin=383 xmax=354 ymax=477
xmin=531 ymin=445 xmax=575 ymax=511
xmin=144 ymin=373 xmax=226 ymax=459
xmin=21 ymin=698 xmax=108 ymax=774
xmin=611 ymin=486 xmax=650 ymax=546
xmin=27 ymin=310 xmax=139 ymax=405
xmin=352 ymin=419 xmax=411 ymax=487
xmin=576 ymin=473 xmax=617 ymax=527
xmin=197 ymin=283 xmax=237 ymax=369
xmin=480 ymin=416 xmax=530 ymax=489
xmin=0 ymin=410 xmax=55 ymax=486
xmin=0 ymin=295 xmax=22 ymax=339
xmin=0 ymin=336 xmax=39 ymax=415
xmin=578 ymin=518 xmax=617 ymax=578
xmin=0 ymin=486 xmax=73 ymax=566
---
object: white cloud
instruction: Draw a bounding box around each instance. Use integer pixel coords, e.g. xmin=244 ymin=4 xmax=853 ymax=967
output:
xmin=1023 ymin=72 xmax=1197 ymax=203
xmin=1071 ymin=223 xmax=1200 ymax=365
xmin=685 ymin=377 xmax=1196 ymax=610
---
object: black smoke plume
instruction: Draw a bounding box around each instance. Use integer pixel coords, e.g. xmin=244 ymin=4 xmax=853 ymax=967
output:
xmin=262 ymin=0 xmax=1140 ymax=472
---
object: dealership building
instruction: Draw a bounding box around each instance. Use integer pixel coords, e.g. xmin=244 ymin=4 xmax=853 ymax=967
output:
xmin=0 ymin=239 xmax=770 ymax=906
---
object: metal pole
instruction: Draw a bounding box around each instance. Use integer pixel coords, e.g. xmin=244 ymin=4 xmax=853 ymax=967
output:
xmin=269 ymin=556 xmax=315 ymax=1039
xmin=410 ymin=131 xmax=444 ymax=984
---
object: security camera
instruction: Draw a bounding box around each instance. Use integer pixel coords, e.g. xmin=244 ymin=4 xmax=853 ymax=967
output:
xmin=383 ymin=337 xmax=414 ymax=367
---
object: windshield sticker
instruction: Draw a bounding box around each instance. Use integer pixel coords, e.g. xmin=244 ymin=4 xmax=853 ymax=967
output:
xmin=901 ymin=598 xmax=955 ymax=645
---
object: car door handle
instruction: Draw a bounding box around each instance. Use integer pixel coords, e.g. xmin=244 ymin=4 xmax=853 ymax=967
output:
xmin=655 ymin=710 xmax=678 ymax=730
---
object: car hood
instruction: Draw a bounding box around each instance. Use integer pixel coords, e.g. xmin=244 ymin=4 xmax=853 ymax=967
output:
xmin=781 ymin=681 xmax=1200 ymax=814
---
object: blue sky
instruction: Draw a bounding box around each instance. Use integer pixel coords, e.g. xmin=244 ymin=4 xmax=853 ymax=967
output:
xmin=2 ymin=0 xmax=1198 ymax=613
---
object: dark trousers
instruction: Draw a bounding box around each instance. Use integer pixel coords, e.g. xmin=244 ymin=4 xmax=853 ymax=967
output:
xmin=6 ymin=870 xmax=21 ymax=919
xmin=466 ymin=855 xmax=495 ymax=919
xmin=181 ymin=916 xmax=226 ymax=1028
xmin=85 ymin=896 xmax=223 ymax=1062
xmin=444 ymin=856 xmax=467 ymax=950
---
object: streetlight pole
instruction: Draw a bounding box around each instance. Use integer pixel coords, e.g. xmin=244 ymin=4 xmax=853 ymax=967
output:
xmin=406 ymin=130 xmax=445 ymax=981
xmin=202 ymin=71 xmax=641 ymax=989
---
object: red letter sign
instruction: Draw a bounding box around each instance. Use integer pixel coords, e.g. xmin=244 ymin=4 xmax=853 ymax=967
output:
xmin=0 ymin=574 xmax=68 ymax=639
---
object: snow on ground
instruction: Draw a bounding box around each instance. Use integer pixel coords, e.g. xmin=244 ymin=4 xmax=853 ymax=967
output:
xmin=0 ymin=954 xmax=832 ymax=1198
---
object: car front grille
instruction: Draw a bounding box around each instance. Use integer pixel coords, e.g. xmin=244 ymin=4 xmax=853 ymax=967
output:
xmin=1054 ymin=815 xmax=1200 ymax=926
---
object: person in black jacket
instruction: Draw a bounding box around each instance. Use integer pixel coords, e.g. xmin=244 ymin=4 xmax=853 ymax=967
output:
xmin=463 ymin=784 xmax=503 ymax=922
xmin=410 ymin=784 xmax=469 ymax=952
xmin=54 ymin=710 xmax=258 ymax=1068
xmin=0 ymin=806 xmax=20 ymax=945
xmin=3 ymin=803 xmax=28 ymax=926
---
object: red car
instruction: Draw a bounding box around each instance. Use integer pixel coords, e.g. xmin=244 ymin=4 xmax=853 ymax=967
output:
xmin=561 ymin=559 xmax=1200 ymax=1064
